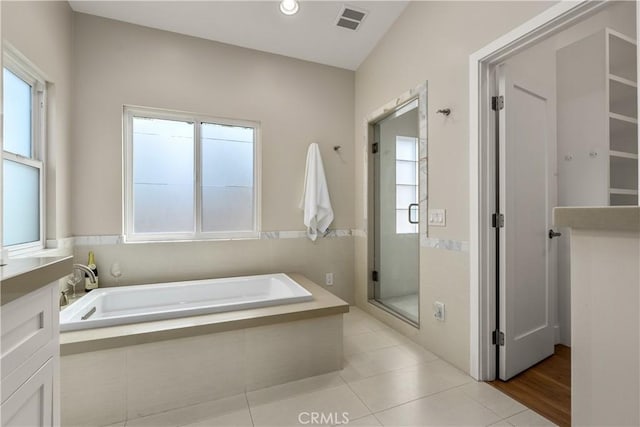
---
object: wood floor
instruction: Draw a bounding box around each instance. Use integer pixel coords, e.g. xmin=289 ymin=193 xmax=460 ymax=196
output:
xmin=489 ymin=345 xmax=571 ymax=427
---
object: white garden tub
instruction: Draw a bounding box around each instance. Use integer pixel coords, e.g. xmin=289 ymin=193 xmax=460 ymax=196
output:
xmin=60 ymin=273 xmax=313 ymax=331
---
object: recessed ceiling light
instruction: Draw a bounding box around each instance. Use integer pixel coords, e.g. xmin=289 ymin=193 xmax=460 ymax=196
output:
xmin=280 ymin=0 xmax=299 ymax=16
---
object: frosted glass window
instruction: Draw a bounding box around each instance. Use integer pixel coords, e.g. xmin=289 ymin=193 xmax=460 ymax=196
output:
xmin=395 ymin=136 xmax=418 ymax=234
xmin=132 ymin=117 xmax=195 ymax=233
xmin=201 ymin=122 xmax=254 ymax=142
xmin=125 ymin=107 xmax=259 ymax=240
xmin=396 ymin=161 xmax=417 ymax=185
xmin=396 ymin=136 xmax=418 ymax=161
xmin=2 ymin=61 xmax=44 ymax=250
xmin=3 ymin=160 xmax=40 ymax=246
xmin=201 ymin=123 xmax=255 ymax=232
xmin=396 ymin=209 xmax=417 ymax=234
xmin=3 ymin=68 xmax=32 ymax=157
xmin=396 ymin=185 xmax=417 ymax=209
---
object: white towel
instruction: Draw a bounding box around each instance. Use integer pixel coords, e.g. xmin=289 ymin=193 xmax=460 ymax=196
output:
xmin=299 ymin=143 xmax=334 ymax=241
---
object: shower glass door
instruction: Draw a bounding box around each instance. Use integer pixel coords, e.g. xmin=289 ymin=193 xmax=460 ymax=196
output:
xmin=372 ymin=99 xmax=420 ymax=325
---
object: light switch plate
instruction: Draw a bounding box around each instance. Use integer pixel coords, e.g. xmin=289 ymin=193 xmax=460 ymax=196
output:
xmin=428 ymin=209 xmax=446 ymax=227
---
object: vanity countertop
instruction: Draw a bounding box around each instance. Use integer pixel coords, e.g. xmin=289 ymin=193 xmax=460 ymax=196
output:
xmin=554 ymin=206 xmax=640 ymax=232
xmin=1 ymin=255 xmax=73 ymax=305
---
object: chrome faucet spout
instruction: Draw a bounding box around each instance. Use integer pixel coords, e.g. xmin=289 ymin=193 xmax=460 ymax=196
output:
xmin=73 ymin=263 xmax=96 ymax=284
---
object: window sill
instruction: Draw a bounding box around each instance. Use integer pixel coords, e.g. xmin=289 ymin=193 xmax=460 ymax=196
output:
xmin=123 ymin=232 xmax=261 ymax=244
xmin=12 ymin=246 xmax=73 ymax=259
xmin=122 ymin=233 xmax=261 ymax=245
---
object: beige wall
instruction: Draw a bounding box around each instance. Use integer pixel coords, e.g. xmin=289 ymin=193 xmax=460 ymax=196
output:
xmin=71 ymin=14 xmax=356 ymax=302
xmin=73 ymin=237 xmax=355 ymax=303
xmin=354 ymin=1 xmax=556 ymax=372
xmin=2 ymin=1 xmax=74 ymax=240
xmin=72 ymin=13 xmax=354 ymax=235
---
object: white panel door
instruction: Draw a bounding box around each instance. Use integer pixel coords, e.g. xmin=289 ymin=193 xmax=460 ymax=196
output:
xmin=498 ymin=63 xmax=556 ymax=380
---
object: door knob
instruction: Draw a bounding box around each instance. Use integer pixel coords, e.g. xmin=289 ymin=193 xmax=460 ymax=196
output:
xmin=548 ymin=229 xmax=562 ymax=239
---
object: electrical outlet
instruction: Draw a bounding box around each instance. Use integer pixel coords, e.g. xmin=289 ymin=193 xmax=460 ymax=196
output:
xmin=325 ymin=273 xmax=334 ymax=286
xmin=110 ymin=262 xmax=123 ymax=279
xmin=433 ymin=301 xmax=445 ymax=321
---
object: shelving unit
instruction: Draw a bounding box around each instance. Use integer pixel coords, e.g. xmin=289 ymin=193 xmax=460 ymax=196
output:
xmin=557 ymin=28 xmax=638 ymax=207
xmin=608 ymin=30 xmax=638 ymax=205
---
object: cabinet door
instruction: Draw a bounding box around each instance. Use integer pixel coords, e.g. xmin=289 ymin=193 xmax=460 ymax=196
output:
xmin=1 ymin=285 xmax=53 ymax=380
xmin=1 ymin=358 xmax=53 ymax=427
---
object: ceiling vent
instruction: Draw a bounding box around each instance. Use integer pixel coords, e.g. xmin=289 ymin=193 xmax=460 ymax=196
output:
xmin=336 ymin=5 xmax=367 ymax=31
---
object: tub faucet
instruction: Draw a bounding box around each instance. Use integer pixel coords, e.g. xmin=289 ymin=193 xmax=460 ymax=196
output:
xmin=73 ymin=264 xmax=96 ymax=284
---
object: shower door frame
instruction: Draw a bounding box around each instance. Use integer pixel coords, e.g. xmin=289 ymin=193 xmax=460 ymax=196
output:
xmin=365 ymin=82 xmax=428 ymax=328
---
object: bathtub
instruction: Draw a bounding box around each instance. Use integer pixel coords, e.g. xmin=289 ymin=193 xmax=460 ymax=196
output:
xmin=60 ymin=273 xmax=313 ymax=331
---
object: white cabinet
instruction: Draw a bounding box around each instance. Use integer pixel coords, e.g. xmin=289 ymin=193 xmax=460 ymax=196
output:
xmin=2 ymin=360 xmax=53 ymax=427
xmin=555 ymin=208 xmax=640 ymax=426
xmin=1 ymin=282 xmax=59 ymax=427
xmin=557 ymin=28 xmax=638 ymax=207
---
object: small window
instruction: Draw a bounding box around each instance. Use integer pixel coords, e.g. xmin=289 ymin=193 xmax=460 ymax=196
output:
xmin=395 ymin=136 xmax=418 ymax=234
xmin=2 ymin=54 xmax=46 ymax=252
xmin=124 ymin=107 xmax=260 ymax=241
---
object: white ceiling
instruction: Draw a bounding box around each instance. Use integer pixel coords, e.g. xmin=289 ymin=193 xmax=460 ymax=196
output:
xmin=68 ymin=1 xmax=409 ymax=70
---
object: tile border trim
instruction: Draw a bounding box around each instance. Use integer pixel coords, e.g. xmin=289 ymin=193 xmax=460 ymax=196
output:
xmin=351 ymin=230 xmax=468 ymax=252
xmin=55 ymin=229 xmax=357 ymax=247
xmin=422 ymin=237 xmax=469 ymax=252
xmin=50 ymin=231 xmax=468 ymax=252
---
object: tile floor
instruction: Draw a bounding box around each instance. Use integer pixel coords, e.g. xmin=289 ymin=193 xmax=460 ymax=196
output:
xmin=118 ymin=307 xmax=557 ymax=427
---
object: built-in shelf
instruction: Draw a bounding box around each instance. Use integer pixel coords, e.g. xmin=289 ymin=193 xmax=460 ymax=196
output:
xmin=610 ymin=150 xmax=639 ymax=160
xmin=609 ymin=78 xmax=638 ymax=118
xmin=610 ymin=116 xmax=638 ymax=154
xmin=610 ymin=193 xmax=639 ymax=206
xmin=610 ymin=155 xmax=638 ymax=192
xmin=609 ymin=29 xmax=637 ymax=82
xmin=609 ymin=30 xmax=638 ymax=206
xmin=609 ymin=188 xmax=639 ymax=195
xmin=609 ymin=74 xmax=638 ymax=88
xmin=558 ymin=28 xmax=638 ymax=208
xmin=609 ymin=112 xmax=637 ymax=124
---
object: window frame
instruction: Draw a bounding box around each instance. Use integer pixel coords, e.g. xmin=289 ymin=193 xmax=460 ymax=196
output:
xmin=123 ymin=105 xmax=262 ymax=242
xmin=2 ymin=47 xmax=47 ymax=255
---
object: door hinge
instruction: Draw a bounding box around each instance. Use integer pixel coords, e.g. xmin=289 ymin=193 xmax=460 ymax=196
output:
xmin=491 ymin=95 xmax=504 ymax=111
xmin=372 ymin=143 xmax=379 ymax=154
xmin=492 ymin=330 xmax=505 ymax=346
xmin=492 ymin=213 xmax=504 ymax=228
xmin=372 ymin=270 xmax=379 ymax=282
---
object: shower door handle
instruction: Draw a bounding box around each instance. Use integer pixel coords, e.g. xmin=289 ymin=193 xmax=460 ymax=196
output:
xmin=408 ymin=204 xmax=419 ymax=224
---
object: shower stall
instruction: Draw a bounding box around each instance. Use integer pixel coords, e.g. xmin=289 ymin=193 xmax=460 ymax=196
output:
xmin=370 ymin=98 xmax=421 ymax=325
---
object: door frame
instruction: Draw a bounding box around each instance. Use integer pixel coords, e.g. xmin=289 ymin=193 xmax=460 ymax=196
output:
xmin=467 ymin=0 xmax=633 ymax=381
xmin=365 ymin=82 xmax=428 ymax=328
